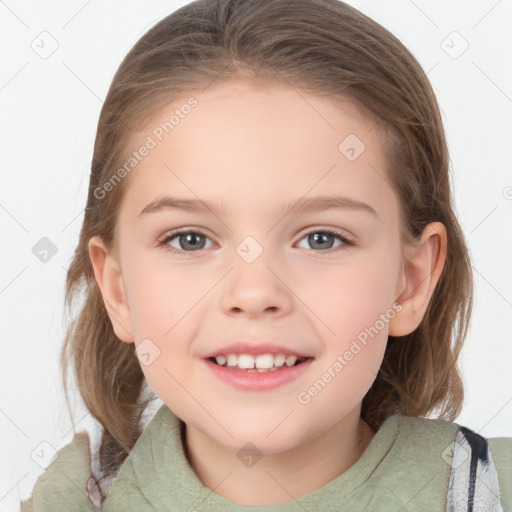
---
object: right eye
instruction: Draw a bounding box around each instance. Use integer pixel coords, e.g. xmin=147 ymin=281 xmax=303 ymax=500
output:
xmin=158 ymin=229 xmax=215 ymax=255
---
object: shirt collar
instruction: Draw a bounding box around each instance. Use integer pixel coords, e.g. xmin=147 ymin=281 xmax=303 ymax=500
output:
xmin=102 ymin=404 xmax=401 ymax=511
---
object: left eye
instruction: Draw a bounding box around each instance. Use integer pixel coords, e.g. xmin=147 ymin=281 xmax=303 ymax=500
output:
xmin=296 ymin=229 xmax=352 ymax=251
xmin=158 ymin=228 xmax=353 ymax=255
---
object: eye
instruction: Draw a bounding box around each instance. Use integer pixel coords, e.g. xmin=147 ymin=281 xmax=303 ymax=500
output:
xmin=296 ymin=228 xmax=353 ymax=251
xmin=158 ymin=229 xmax=214 ymax=255
xmin=157 ymin=227 xmax=354 ymax=256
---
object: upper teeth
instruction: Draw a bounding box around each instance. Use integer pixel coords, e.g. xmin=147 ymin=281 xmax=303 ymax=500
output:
xmin=214 ymin=353 xmax=301 ymax=368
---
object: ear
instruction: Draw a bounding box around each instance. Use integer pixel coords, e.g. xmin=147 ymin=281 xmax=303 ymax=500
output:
xmin=88 ymin=235 xmax=134 ymax=343
xmin=389 ymin=222 xmax=447 ymax=337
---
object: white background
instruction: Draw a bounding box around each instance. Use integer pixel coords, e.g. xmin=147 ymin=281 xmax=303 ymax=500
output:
xmin=1 ymin=0 xmax=511 ymax=509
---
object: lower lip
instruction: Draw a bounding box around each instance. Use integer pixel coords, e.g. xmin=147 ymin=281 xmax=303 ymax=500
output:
xmin=202 ymin=358 xmax=314 ymax=391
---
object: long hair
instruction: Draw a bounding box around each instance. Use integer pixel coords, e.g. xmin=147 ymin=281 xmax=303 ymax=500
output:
xmin=61 ymin=0 xmax=473 ymax=479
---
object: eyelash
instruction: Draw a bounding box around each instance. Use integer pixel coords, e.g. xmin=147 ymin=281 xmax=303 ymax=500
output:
xmin=157 ymin=227 xmax=354 ymax=256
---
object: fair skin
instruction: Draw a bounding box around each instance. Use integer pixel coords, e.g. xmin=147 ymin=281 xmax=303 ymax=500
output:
xmin=89 ymin=80 xmax=446 ymax=505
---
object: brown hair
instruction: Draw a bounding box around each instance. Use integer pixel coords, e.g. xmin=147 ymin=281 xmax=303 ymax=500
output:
xmin=61 ymin=0 xmax=473 ymax=483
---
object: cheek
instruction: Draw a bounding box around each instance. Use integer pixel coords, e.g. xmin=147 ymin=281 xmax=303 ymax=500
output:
xmin=297 ymin=251 xmax=400 ymax=341
xmin=124 ymin=257 xmax=208 ymax=403
xmin=293 ymin=248 xmax=399 ymax=404
xmin=125 ymin=254 xmax=209 ymax=339
xmin=296 ymin=260 xmax=394 ymax=417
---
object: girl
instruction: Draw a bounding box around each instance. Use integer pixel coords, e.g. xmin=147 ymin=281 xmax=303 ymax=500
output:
xmin=20 ymin=0 xmax=511 ymax=510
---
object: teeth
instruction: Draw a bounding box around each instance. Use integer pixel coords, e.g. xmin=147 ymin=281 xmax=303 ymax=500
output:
xmin=273 ymin=354 xmax=286 ymax=367
xmin=212 ymin=353 xmax=306 ymax=370
xmin=255 ymin=354 xmax=274 ymax=368
xmin=226 ymin=354 xmax=238 ymax=367
xmin=238 ymin=354 xmax=255 ymax=369
xmin=285 ymin=355 xmax=297 ymax=366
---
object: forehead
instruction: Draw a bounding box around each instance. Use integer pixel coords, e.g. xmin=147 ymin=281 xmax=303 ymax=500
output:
xmin=118 ymin=80 xmax=395 ymax=220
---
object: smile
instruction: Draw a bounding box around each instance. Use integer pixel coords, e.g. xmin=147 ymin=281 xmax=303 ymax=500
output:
xmin=203 ymin=355 xmax=314 ymax=391
xmin=208 ymin=353 xmax=308 ymax=372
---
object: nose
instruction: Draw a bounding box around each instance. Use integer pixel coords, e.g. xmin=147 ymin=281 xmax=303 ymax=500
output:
xmin=219 ymin=249 xmax=293 ymax=318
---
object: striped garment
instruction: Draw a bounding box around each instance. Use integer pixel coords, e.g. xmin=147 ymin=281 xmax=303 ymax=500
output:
xmin=445 ymin=424 xmax=503 ymax=511
xmin=85 ymin=411 xmax=506 ymax=510
xmin=22 ymin=403 xmax=507 ymax=511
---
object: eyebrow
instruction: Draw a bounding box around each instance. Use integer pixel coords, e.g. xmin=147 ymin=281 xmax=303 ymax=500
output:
xmin=138 ymin=194 xmax=378 ymax=218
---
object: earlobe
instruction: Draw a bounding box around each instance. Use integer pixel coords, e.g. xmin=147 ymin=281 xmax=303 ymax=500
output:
xmin=388 ymin=222 xmax=447 ymax=337
xmin=88 ymin=235 xmax=134 ymax=343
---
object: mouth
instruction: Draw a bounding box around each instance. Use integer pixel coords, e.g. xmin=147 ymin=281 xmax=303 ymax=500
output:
xmin=206 ymin=354 xmax=313 ymax=372
xmin=203 ymin=353 xmax=315 ymax=391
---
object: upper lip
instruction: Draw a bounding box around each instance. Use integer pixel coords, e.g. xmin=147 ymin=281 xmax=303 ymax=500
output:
xmin=202 ymin=342 xmax=314 ymax=359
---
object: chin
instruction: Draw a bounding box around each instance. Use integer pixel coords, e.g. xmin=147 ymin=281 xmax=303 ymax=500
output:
xmin=227 ymin=431 xmax=303 ymax=456
xmin=229 ymin=419 xmax=310 ymax=452
xmin=191 ymin=414 xmax=305 ymax=453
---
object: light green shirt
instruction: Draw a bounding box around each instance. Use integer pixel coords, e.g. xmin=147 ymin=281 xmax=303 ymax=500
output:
xmin=20 ymin=404 xmax=511 ymax=511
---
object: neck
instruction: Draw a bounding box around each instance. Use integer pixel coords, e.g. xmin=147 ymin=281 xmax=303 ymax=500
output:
xmin=183 ymin=412 xmax=376 ymax=506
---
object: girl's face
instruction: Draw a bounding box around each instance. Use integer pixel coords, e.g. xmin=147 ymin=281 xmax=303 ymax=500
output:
xmin=99 ymin=80 xmax=408 ymax=454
